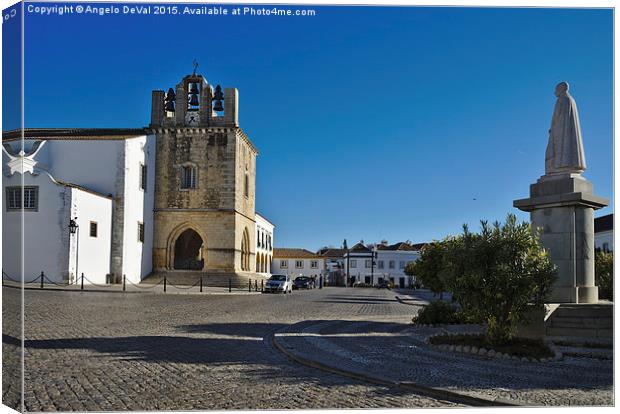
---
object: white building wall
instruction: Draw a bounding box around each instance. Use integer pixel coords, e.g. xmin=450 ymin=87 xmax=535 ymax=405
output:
xmin=271 ymin=257 xmax=325 ymax=280
xmin=344 ymin=250 xmax=420 ymax=287
xmin=2 ymin=171 xmax=70 ymax=283
xmin=69 ymin=188 xmax=113 ymax=284
xmin=38 ymin=139 xmax=126 ymax=196
xmin=255 ymin=213 xmax=274 ymax=275
xmin=121 ymin=136 xmax=156 ymax=283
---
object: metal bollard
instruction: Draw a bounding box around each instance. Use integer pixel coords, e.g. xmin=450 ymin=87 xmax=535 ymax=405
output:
xmin=248 ymin=279 xmax=251 ymax=292
xmin=229 ymin=278 xmax=232 ymax=293
xmin=164 ymin=276 xmax=167 ymax=293
xmin=40 ymin=271 xmax=44 ymax=289
xmin=255 ymin=280 xmax=258 ymax=292
xmin=261 ymin=279 xmax=264 ymax=292
xmin=200 ymin=276 xmax=203 ymax=293
xmin=123 ymin=274 xmax=126 ymax=291
xmin=81 ymin=273 xmax=84 ymax=291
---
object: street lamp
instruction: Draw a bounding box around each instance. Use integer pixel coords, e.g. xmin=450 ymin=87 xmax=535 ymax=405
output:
xmin=343 ymin=239 xmax=349 ymax=287
xmin=69 ymin=217 xmax=79 ymax=284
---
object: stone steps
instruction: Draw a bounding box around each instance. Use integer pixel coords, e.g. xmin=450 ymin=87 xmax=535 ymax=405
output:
xmin=142 ymin=271 xmax=269 ymax=288
xmin=545 ymin=303 xmax=613 ymax=339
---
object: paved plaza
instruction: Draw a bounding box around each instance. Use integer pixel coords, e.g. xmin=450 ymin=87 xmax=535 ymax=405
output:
xmin=2 ymin=285 xmax=613 ymax=411
xmin=3 ymin=286 xmax=460 ymax=411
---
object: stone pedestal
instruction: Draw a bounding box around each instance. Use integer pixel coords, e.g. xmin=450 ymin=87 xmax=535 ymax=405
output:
xmin=514 ymin=173 xmax=608 ymax=304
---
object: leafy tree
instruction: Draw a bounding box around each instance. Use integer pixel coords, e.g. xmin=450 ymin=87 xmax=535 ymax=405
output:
xmin=446 ymin=215 xmax=557 ymax=345
xmin=407 ymin=241 xmax=447 ymax=297
xmin=595 ymin=251 xmax=613 ymax=301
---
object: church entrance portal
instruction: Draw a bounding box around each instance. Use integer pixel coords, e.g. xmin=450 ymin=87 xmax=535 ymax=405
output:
xmin=174 ymin=229 xmax=204 ymax=270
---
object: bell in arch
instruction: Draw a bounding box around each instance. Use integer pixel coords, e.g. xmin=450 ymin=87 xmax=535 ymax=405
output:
xmin=189 ymin=93 xmax=200 ymax=107
xmin=213 ymin=85 xmax=224 ymax=112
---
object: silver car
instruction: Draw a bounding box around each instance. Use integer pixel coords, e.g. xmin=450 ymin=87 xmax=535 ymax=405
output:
xmin=264 ymin=274 xmax=293 ymax=294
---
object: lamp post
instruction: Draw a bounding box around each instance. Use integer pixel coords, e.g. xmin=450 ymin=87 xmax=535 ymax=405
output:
xmin=343 ymin=239 xmax=349 ymax=287
xmin=68 ymin=217 xmax=79 ymax=284
xmin=370 ymin=246 xmax=376 ymax=286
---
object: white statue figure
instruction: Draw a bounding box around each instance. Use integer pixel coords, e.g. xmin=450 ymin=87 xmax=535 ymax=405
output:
xmin=545 ymin=81 xmax=587 ymax=175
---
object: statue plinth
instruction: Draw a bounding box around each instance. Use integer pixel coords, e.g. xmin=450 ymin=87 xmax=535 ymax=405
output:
xmin=514 ymin=173 xmax=608 ymax=303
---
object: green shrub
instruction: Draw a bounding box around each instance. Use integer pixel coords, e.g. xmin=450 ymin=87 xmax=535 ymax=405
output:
xmin=412 ymin=214 xmax=557 ymax=345
xmin=413 ymin=300 xmax=461 ymax=325
xmin=406 ymin=242 xmax=447 ymax=297
xmin=595 ymin=251 xmax=613 ymax=300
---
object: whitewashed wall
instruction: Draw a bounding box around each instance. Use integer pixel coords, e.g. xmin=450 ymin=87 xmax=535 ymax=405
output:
xmin=69 ymin=188 xmax=113 ymax=284
xmin=255 ymin=213 xmax=274 ymax=275
xmin=344 ymin=250 xmax=420 ymax=287
xmin=39 ymin=139 xmax=125 ymax=196
xmin=271 ymin=257 xmax=325 ymax=279
xmin=2 ymin=171 xmax=70 ymax=283
xmin=121 ymin=136 xmax=156 ymax=283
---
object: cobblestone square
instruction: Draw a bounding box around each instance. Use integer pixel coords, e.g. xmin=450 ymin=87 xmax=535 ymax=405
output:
xmin=3 ymin=286 xmax=460 ymax=411
xmin=2 ymin=285 xmax=612 ymax=411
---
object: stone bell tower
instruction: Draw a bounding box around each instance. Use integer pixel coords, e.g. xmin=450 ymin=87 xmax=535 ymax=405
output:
xmin=149 ymin=67 xmax=261 ymax=285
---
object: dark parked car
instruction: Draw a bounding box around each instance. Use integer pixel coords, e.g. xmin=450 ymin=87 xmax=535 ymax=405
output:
xmin=377 ymin=280 xmax=390 ymax=289
xmin=293 ymin=276 xmax=314 ymax=290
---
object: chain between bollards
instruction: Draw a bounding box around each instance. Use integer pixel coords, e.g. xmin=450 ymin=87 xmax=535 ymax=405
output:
xmin=81 ymin=273 xmax=84 ymax=291
xmin=40 ymin=271 xmax=44 ymax=289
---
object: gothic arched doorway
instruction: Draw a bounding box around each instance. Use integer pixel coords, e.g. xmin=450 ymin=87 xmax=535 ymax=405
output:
xmin=174 ymin=229 xmax=204 ymax=270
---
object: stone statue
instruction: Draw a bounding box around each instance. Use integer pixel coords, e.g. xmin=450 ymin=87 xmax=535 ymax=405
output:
xmin=545 ymin=82 xmax=587 ymax=175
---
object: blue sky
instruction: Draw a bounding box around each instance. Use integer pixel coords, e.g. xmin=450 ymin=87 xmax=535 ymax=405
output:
xmin=5 ymin=3 xmax=614 ymax=250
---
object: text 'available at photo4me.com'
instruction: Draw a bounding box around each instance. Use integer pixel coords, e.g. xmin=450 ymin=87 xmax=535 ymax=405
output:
xmin=23 ymin=2 xmax=317 ymax=17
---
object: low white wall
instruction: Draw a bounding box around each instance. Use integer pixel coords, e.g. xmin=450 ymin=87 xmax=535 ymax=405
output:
xmin=69 ymin=188 xmax=112 ymax=284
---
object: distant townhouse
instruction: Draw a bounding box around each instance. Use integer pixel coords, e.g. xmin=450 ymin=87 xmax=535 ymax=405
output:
xmin=317 ymin=247 xmax=346 ymax=286
xmin=271 ymin=248 xmax=325 ymax=280
xmin=343 ymin=241 xmax=424 ymax=288
xmin=594 ymin=213 xmax=613 ymax=252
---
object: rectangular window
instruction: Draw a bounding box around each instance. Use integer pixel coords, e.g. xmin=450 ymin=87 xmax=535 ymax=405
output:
xmin=138 ymin=222 xmax=144 ymax=243
xmin=365 ymin=276 xmax=371 ymax=284
xmin=389 ymin=260 xmax=395 ymax=269
xmin=181 ymin=166 xmax=197 ymax=189
xmin=311 ymin=260 xmax=318 ymax=269
xmin=89 ymin=221 xmax=98 ymax=238
xmin=365 ymin=259 xmax=371 ymax=268
xmin=295 ymin=260 xmax=304 ymax=269
xmin=399 ymin=261 xmax=406 ymax=269
xmin=244 ymin=174 xmax=249 ymax=197
xmin=280 ymin=260 xmax=288 ymax=268
xmin=140 ymin=163 xmax=147 ymax=191
xmin=350 ymin=259 xmax=357 ymax=268
xmin=378 ymin=260 xmax=384 ymax=269
xmin=6 ymin=186 xmax=38 ymax=211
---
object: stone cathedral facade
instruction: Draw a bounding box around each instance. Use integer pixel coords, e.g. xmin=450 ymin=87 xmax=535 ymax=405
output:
xmin=150 ymin=72 xmax=262 ymax=281
xmin=2 ymin=70 xmax=274 ymax=286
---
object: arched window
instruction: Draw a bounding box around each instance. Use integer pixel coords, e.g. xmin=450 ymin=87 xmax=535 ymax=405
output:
xmin=181 ymin=165 xmax=197 ymax=189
